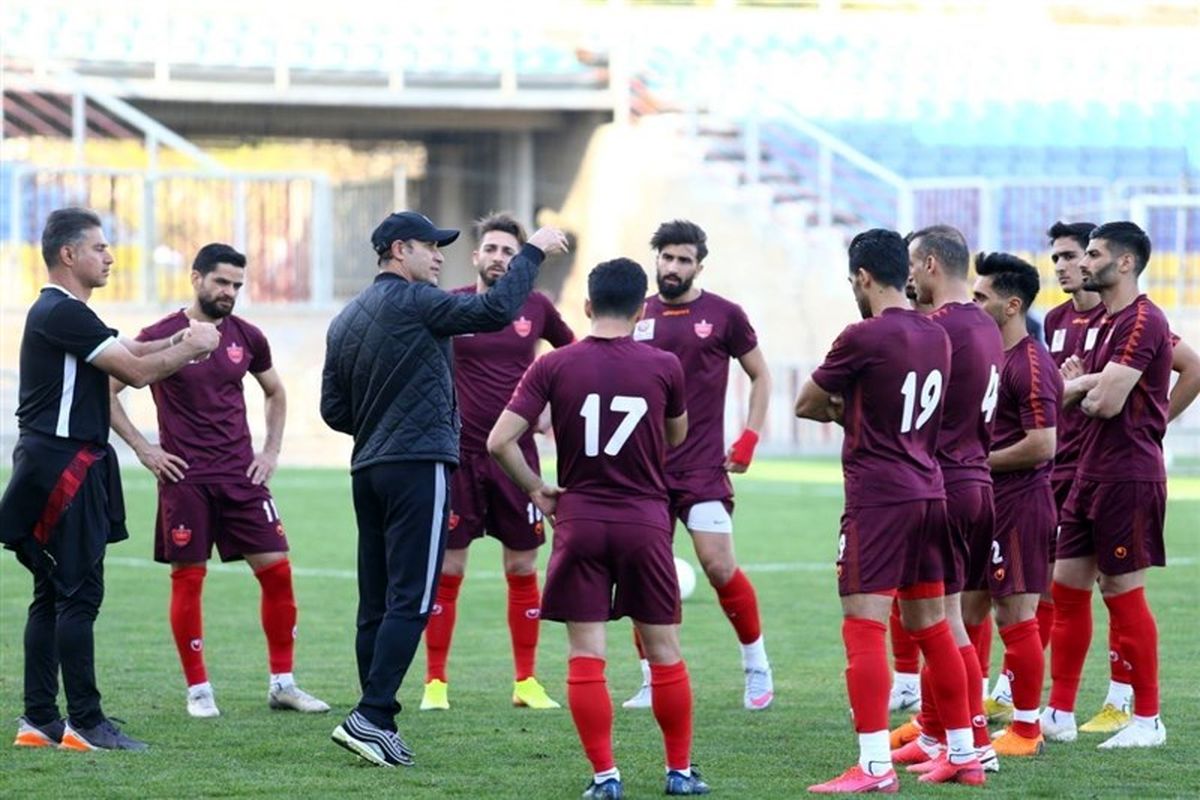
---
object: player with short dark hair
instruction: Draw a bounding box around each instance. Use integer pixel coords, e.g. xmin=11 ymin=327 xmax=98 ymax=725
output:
xmin=110 ymin=242 xmax=329 ymax=719
xmin=420 ymin=212 xmax=574 ymax=712
xmin=972 ymin=252 xmax=1062 ymax=757
xmin=488 ymin=257 xmax=709 ymax=798
xmin=623 ymin=219 xmax=774 ymax=712
xmin=798 ymin=228 xmax=983 ymax=791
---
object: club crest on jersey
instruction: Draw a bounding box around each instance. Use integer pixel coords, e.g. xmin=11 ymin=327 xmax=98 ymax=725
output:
xmin=513 ymin=317 xmax=532 ymax=337
xmin=633 ymin=318 xmax=655 ymax=341
xmin=226 ymin=342 xmax=244 ymax=364
xmin=171 ymin=524 xmax=192 ymax=547
xmin=693 ymin=319 xmax=713 ymax=339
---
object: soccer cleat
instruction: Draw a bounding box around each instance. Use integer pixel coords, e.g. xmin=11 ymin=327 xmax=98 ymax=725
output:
xmin=186 ymin=685 xmax=220 ymax=718
xmin=622 ymin=682 xmax=652 ymax=709
xmin=991 ymin=727 xmax=1044 ymax=757
xmin=1039 ymin=707 xmax=1078 ymax=743
xmin=976 ymin=743 xmax=999 ymax=773
xmin=744 ymin=667 xmax=774 ymax=710
xmin=915 ymin=755 xmax=985 ymax=786
xmin=14 ymin=716 xmax=64 ymax=748
xmin=330 ymin=710 xmax=414 ymax=767
xmin=984 ymin=696 xmax=1013 ymax=724
xmin=512 ymin=677 xmax=561 ymax=709
xmin=421 ymin=679 xmax=450 ymax=711
xmin=59 ymin=718 xmax=149 ymax=752
xmin=891 ymin=734 xmax=940 ymax=764
xmin=582 ymin=777 xmax=624 ymax=799
xmin=269 ymin=681 xmax=331 ymax=713
xmin=808 ymin=764 xmax=899 ymax=794
xmin=1079 ymin=703 xmax=1132 ymax=734
xmin=1097 ymin=717 xmax=1166 ymax=749
xmin=888 ymin=682 xmax=921 ymax=713
xmin=665 ymin=765 xmax=711 ymax=795
xmin=888 ymin=716 xmax=921 ymax=750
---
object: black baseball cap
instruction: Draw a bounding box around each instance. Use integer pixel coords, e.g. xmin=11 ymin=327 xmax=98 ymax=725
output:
xmin=371 ymin=211 xmax=459 ymax=255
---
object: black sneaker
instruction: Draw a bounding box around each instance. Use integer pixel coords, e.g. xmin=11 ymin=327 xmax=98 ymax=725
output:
xmin=14 ymin=715 xmax=65 ymax=748
xmin=665 ymin=764 xmax=711 ymax=795
xmin=60 ymin=718 xmax=149 ymax=751
xmin=331 ymin=710 xmax=414 ymax=767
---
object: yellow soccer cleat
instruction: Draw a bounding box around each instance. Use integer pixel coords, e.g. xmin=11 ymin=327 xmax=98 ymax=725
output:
xmin=984 ymin=696 xmax=1014 ymax=724
xmin=512 ymin=677 xmax=561 ymax=709
xmin=420 ymin=679 xmax=450 ymax=711
xmin=1079 ymin=703 xmax=1132 ymax=734
xmin=991 ymin=727 xmax=1045 ymax=757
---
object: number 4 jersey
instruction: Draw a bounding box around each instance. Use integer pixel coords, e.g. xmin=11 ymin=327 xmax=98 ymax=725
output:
xmin=811 ymin=307 xmax=952 ymax=507
xmin=506 ymin=335 xmax=687 ymax=530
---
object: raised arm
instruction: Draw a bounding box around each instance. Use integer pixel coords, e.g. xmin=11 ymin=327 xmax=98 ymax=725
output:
xmin=93 ymin=320 xmax=220 ymax=388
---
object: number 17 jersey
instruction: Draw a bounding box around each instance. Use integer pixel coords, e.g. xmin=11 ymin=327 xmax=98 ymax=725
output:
xmin=811 ymin=307 xmax=952 ymax=508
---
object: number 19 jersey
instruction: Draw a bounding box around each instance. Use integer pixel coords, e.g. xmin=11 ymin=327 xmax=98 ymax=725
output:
xmin=506 ymin=336 xmax=687 ymax=530
xmin=811 ymin=307 xmax=952 ymax=508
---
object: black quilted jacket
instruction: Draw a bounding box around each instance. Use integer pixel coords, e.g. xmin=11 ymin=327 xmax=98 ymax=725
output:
xmin=320 ymin=243 xmax=544 ymax=471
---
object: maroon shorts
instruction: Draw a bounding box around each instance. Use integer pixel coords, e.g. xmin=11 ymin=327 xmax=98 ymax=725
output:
xmin=837 ymin=499 xmax=950 ymax=597
xmin=1049 ymin=475 xmax=1076 ymax=564
xmin=665 ymin=468 xmax=734 ymax=531
xmin=944 ymin=482 xmax=995 ymax=594
xmin=447 ymin=444 xmax=545 ymax=552
xmin=1057 ymin=479 xmax=1167 ymax=576
xmin=540 ymin=518 xmax=679 ymax=625
xmin=989 ymin=482 xmax=1055 ymax=597
xmin=154 ymin=480 xmax=288 ymax=564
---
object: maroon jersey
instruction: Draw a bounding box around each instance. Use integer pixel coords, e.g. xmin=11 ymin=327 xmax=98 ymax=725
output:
xmin=637 ymin=291 xmax=757 ymax=474
xmin=811 ymin=307 xmax=951 ymax=508
xmin=1043 ymin=299 xmax=1107 ymax=481
xmin=137 ymin=311 xmax=272 ymax=483
xmin=991 ymin=335 xmax=1063 ymax=493
xmin=506 ymin=336 xmax=686 ymax=530
xmin=1075 ymin=295 xmax=1173 ymax=483
xmin=926 ymin=302 xmax=1005 ymax=487
xmin=451 ymin=288 xmax=574 ymax=453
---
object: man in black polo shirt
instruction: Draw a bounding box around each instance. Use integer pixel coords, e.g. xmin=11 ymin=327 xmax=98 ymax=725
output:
xmin=1 ymin=207 xmax=219 ymax=751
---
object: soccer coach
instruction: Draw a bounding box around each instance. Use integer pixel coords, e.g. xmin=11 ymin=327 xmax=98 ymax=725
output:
xmin=321 ymin=211 xmax=568 ymax=767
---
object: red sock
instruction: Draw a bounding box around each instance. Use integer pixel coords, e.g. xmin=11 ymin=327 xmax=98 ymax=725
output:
xmin=170 ymin=566 xmax=208 ymax=686
xmin=650 ymin=660 xmax=693 ymax=770
xmin=1104 ymin=588 xmax=1158 ymax=717
xmin=999 ymin=619 xmax=1043 ymax=738
xmin=910 ymin=620 xmax=970 ymax=731
xmin=255 ymin=559 xmax=297 ymax=674
xmin=567 ymin=657 xmax=614 ymax=773
xmin=715 ymin=569 xmax=762 ymax=645
xmin=1048 ymin=582 xmax=1092 ymax=713
xmin=958 ymin=644 xmax=990 ymax=747
xmin=966 ymin=618 xmax=992 ymax=681
xmin=842 ymin=617 xmax=889 ymax=733
xmin=890 ymin=599 xmax=920 ymax=674
xmin=1036 ymin=600 xmax=1055 ymax=652
xmin=633 ymin=626 xmax=647 ymax=661
xmin=424 ymin=573 xmax=462 ymax=682
xmin=506 ymin=572 xmax=541 ymax=681
xmin=918 ymin=664 xmax=945 ymax=742
xmin=1106 ymin=617 xmax=1133 ymax=687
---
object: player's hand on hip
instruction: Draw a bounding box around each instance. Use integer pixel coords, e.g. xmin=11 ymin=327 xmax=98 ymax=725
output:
xmin=137 ymin=444 xmax=189 ymax=483
xmin=527 ymin=227 xmax=570 ymax=257
xmin=530 ymin=484 xmax=563 ymax=525
xmin=247 ymin=450 xmax=279 ymax=485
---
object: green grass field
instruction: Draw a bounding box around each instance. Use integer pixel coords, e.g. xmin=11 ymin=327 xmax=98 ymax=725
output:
xmin=2 ymin=461 xmax=1198 ymax=798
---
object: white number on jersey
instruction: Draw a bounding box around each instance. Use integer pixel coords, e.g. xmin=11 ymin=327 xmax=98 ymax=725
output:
xmin=579 ymin=393 xmax=649 ymax=457
xmin=899 ymin=369 xmax=944 ymax=434
xmin=262 ymin=499 xmax=281 ymax=523
xmin=981 ymin=364 xmax=1000 ymax=424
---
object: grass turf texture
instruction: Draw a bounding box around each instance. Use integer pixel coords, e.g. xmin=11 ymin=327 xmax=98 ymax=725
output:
xmin=2 ymin=461 xmax=1198 ymax=798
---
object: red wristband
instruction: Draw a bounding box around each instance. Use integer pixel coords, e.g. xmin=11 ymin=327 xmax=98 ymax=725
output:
xmin=729 ymin=429 xmax=759 ymax=466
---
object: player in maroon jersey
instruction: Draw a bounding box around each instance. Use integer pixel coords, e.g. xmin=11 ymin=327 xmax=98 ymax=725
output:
xmin=488 ymin=257 xmax=709 ymax=798
xmin=972 ymin=252 xmax=1062 ymax=757
xmin=110 ymin=243 xmax=328 ymax=719
xmin=419 ymin=213 xmax=574 ymax=713
xmin=891 ymin=225 xmax=1003 ymax=771
xmin=1042 ymin=222 xmax=1174 ymax=749
xmin=797 ymin=228 xmax=984 ymax=792
xmin=622 ymin=219 xmax=774 ymax=712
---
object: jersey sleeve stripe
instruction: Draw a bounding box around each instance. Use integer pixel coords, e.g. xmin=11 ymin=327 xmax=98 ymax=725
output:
xmin=1025 ymin=339 xmax=1046 ymax=428
xmin=1117 ymin=301 xmax=1148 ymax=366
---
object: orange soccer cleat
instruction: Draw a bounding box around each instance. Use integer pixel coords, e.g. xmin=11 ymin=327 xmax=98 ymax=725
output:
xmin=991 ymin=727 xmax=1045 ymax=757
xmin=888 ymin=716 xmax=922 ymax=750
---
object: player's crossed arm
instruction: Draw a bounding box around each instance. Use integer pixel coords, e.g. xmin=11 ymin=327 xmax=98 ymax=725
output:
xmin=1065 ymin=360 xmax=1143 ymax=419
xmin=794 ymin=377 xmax=843 ymax=425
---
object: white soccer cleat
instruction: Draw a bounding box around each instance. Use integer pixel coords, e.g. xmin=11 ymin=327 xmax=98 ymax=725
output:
xmin=888 ymin=681 xmax=921 ymax=713
xmin=976 ymin=743 xmax=999 ymax=773
xmin=1039 ymin=707 xmax=1078 ymax=743
xmin=1097 ymin=716 xmax=1166 ymax=749
xmin=622 ymin=682 xmax=652 ymax=709
xmin=187 ymin=685 xmax=220 ymax=718
xmin=269 ymin=681 xmax=331 ymax=713
xmin=744 ymin=667 xmax=774 ymax=710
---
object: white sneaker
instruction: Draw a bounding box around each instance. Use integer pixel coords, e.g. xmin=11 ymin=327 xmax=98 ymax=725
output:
xmin=622 ymin=682 xmax=652 ymax=709
xmin=1039 ymin=707 xmax=1078 ymax=742
xmin=187 ymin=685 xmax=220 ymax=718
xmin=269 ymin=681 xmax=331 ymax=713
xmin=1098 ymin=716 xmax=1166 ymax=749
xmin=744 ymin=667 xmax=774 ymax=710
xmin=888 ymin=681 xmax=921 ymax=713
xmin=976 ymin=743 xmax=999 ymax=773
